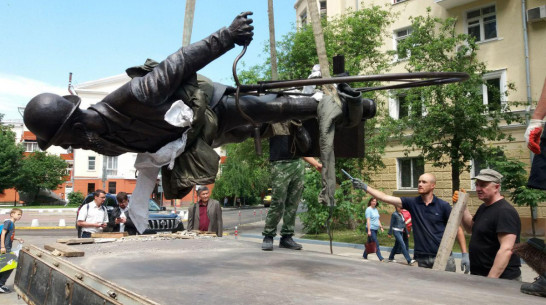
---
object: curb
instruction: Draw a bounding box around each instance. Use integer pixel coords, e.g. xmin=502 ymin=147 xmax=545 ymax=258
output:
xmin=17 ymin=227 xmax=74 ymax=230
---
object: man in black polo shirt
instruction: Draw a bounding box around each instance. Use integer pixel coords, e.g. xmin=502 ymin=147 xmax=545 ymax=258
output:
xmin=461 ymin=169 xmax=521 ymax=280
xmin=352 ymin=173 xmax=469 ymax=272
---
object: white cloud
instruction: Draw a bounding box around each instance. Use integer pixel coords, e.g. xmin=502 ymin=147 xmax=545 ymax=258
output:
xmin=0 ymin=73 xmax=67 ymax=120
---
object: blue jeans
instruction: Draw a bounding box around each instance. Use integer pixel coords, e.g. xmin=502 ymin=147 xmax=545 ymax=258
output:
xmin=363 ymin=229 xmax=383 ymax=261
xmin=388 ymin=230 xmax=412 ymax=263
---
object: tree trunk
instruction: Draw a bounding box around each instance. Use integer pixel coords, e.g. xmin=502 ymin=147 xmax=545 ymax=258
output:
xmin=182 ymin=0 xmax=196 ymax=47
xmin=267 ymin=0 xmax=278 ymax=81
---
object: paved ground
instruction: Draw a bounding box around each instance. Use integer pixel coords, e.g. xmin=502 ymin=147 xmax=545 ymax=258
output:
xmin=0 ymin=208 xmax=543 ymax=304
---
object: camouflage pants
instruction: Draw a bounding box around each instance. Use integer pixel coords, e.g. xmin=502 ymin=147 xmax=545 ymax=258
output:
xmin=262 ymin=159 xmax=304 ymax=237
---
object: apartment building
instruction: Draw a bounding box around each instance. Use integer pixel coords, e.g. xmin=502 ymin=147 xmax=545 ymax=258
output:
xmin=295 ymin=0 xmax=546 ymax=235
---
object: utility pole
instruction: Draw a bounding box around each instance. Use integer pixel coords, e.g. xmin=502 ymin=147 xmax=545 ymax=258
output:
xmin=268 ymin=0 xmax=278 ymax=81
xmin=182 ymin=0 xmax=196 ymax=47
xmin=102 ymin=155 xmax=107 ymax=191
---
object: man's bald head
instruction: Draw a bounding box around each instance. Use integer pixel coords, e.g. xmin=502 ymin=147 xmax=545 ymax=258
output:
xmin=418 ymin=173 xmax=436 ymax=195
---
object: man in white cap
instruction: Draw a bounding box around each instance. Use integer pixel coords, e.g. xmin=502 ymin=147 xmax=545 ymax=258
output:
xmin=461 ymin=169 xmax=521 ymax=280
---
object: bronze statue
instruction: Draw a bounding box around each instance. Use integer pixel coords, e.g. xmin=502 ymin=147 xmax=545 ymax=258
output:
xmin=23 ymin=12 xmax=375 ymax=232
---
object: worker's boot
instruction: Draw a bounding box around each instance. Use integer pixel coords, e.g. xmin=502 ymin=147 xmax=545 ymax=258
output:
xmin=521 ymin=273 xmax=546 ymax=298
xmin=262 ymin=236 xmax=274 ymax=251
xmin=279 ymin=235 xmax=302 ymax=250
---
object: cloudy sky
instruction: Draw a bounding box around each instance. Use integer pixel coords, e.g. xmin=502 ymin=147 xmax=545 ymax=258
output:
xmin=0 ymin=0 xmax=296 ymax=120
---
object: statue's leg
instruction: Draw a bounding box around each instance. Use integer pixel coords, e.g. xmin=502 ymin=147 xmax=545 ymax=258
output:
xmin=213 ymin=94 xmax=318 ymax=140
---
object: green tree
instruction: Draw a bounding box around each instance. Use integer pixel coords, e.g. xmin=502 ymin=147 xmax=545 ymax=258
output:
xmin=229 ymin=6 xmax=394 ymax=231
xmin=15 ymin=151 xmax=68 ymax=203
xmin=0 ymin=115 xmax=24 ymax=195
xmin=389 ymin=9 xmax=524 ymax=192
xmin=274 ymin=7 xmax=395 ymax=233
xmin=212 ymin=139 xmax=270 ymax=205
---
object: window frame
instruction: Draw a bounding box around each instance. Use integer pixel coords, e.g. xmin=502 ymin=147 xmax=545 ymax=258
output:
xmin=389 ymin=90 xmax=424 ymax=119
xmin=397 ymin=157 xmax=425 ymax=190
xmin=105 ymin=156 xmax=118 ymax=176
xmin=24 ymin=141 xmax=40 ymax=152
xmin=481 ymin=69 xmax=507 ymax=112
xmin=464 ymin=4 xmax=498 ymax=43
xmin=88 ymin=156 xmax=96 ymax=171
xmin=393 ymin=27 xmax=413 ymax=62
xmin=300 ymin=9 xmax=308 ymax=27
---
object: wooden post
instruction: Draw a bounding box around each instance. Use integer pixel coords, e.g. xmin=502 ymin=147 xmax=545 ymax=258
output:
xmin=432 ymin=192 xmax=468 ymax=271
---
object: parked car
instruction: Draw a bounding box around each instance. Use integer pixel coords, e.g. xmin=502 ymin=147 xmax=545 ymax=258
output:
xmin=263 ymin=188 xmax=272 ymax=207
xmin=76 ymin=193 xmax=183 ymax=237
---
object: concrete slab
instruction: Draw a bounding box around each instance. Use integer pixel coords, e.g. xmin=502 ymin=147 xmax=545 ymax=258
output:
xmin=64 ymin=237 xmax=543 ymax=305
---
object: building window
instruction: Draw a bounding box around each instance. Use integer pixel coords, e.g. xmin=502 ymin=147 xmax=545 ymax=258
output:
xmin=87 ymin=183 xmax=95 ymax=195
xmin=320 ymin=1 xmax=327 ymax=17
xmin=108 ymin=181 xmax=116 ymax=194
xmin=466 ymin=5 xmax=497 ymax=42
xmin=88 ymin=156 xmax=96 ymax=171
xmin=470 ymin=151 xmax=504 ymax=190
xmin=398 ymin=157 xmax=424 ymax=189
xmin=106 ymin=156 xmax=118 ymax=176
xmin=481 ymin=70 xmax=506 ymax=112
xmin=389 ymin=92 xmax=422 ymax=119
xmin=24 ymin=141 xmax=40 ymax=152
xmin=393 ymin=27 xmax=412 ymax=61
xmin=300 ymin=9 xmax=307 ymax=27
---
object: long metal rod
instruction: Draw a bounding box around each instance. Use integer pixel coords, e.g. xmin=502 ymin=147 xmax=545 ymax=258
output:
xmin=239 ymin=72 xmax=469 ymax=93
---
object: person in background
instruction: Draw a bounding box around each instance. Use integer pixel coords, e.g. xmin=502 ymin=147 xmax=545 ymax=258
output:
xmin=261 ymin=131 xmax=322 ymax=251
xmin=363 ymin=197 xmax=384 ymax=261
xmin=387 ymin=206 xmax=415 ymax=265
xmin=187 ymin=186 xmax=223 ymax=237
xmin=108 ymin=192 xmax=137 ymax=235
xmin=0 ymin=208 xmax=24 ymax=294
xmin=460 ymin=169 xmax=521 ymax=280
xmin=352 ymin=173 xmax=469 ymax=272
xmin=77 ymin=190 xmax=108 ymax=238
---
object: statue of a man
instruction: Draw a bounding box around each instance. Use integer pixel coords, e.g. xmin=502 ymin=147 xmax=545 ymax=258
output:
xmin=23 ymin=11 xmax=375 ymax=233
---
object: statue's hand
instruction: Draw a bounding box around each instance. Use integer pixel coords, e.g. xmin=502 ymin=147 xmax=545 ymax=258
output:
xmin=228 ymin=11 xmax=254 ymax=46
xmin=337 ymin=83 xmax=360 ymax=98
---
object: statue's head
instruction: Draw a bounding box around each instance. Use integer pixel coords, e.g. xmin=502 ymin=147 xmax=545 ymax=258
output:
xmin=24 ymin=93 xmax=81 ymax=150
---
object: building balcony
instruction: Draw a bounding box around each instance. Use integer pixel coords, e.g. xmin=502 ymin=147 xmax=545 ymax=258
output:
xmin=435 ymin=0 xmax=478 ymax=10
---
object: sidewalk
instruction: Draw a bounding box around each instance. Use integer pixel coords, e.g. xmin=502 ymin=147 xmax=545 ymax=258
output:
xmin=231 ymin=218 xmax=538 ymax=283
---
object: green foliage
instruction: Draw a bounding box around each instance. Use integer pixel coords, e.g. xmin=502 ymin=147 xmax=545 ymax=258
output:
xmin=276 ymin=6 xmax=395 ymax=80
xmin=299 ymin=168 xmax=328 ymax=234
xmin=67 ymin=191 xmax=85 ymax=207
xmin=212 ymin=139 xmax=270 ymax=205
xmin=237 ymin=6 xmax=395 ymax=232
xmin=387 ymin=9 xmax=525 ymax=192
xmin=0 ymin=119 xmax=24 ymax=193
xmin=15 ymin=151 xmax=68 ymax=202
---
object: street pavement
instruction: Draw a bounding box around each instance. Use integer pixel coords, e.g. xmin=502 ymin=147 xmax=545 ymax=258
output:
xmin=0 ymin=206 xmax=542 ymax=304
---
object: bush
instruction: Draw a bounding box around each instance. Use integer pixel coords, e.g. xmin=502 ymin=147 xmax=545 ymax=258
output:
xmin=67 ymin=191 xmax=84 ymax=207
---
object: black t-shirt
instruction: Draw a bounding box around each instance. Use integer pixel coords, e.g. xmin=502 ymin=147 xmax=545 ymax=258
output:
xmin=469 ymin=198 xmax=521 ymax=279
xmin=269 ymin=135 xmax=298 ymax=161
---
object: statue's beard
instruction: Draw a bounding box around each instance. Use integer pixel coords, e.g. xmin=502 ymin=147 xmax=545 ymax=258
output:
xmin=82 ymin=131 xmax=129 ymax=156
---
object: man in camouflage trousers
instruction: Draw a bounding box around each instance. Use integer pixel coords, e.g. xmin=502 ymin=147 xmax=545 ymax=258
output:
xmin=262 ymin=133 xmax=321 ymax=251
